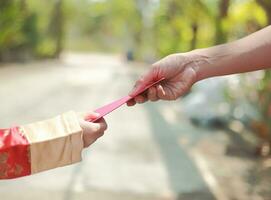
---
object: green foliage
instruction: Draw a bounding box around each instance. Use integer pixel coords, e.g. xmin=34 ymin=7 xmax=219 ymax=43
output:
xmin=0 ymin=0 xmax=270 ymax=61
xmin=0 ymin=0 xmax=65 ymax=61
xmin=65 ymin=0 xmax=144 ymax=55
xmin=0 ymin=1 xmax=25 ymax=53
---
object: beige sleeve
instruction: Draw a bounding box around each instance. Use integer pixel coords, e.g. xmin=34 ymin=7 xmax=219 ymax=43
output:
xmin=21 ymin=111 xmax=84 ymax=174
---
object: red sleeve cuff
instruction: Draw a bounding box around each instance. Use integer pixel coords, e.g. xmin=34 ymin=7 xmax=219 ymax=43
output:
xmin=0 ymin=127 xmax=31 ymax=179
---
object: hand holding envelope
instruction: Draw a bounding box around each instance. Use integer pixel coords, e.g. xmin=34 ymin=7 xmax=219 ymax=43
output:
xmin=85 ymin=77 xmax=165 ymax=122
xmin=85 ymin=53 xmax=198 ymax=122
xmin=127 ymin=53 xmax=197 ymax=106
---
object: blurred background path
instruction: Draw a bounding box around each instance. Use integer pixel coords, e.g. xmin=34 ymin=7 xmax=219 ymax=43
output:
xmin=0 ymin=53 xmax=219 ymax=200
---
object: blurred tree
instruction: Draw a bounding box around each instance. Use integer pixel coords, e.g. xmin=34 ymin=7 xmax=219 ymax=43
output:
xmin=215 ymin=0 xmax=230 ymax=44
xmin=0 ymin=0 xmax=39 ymax=61
xmin=0 ymin=0 xmax=23 ymax=61
xmin=48 ymin=0 xmax=64 ymax=58
xmin=0 ymin=0 xmax=270 ymax=62
xmin=247 ymin=0 xmax=271 ymax=156
xmin=256 ymin=0 xmax=271 ymax=25
xmin=223 ymin=0 xmax=271 ymax=156
xmin=186 ymin=0 xmax=212 ymax=49
xmin=64 ymin=0 xmax=145 ymax=57
xmin=152 ymin=0 xmax=213 ymax=56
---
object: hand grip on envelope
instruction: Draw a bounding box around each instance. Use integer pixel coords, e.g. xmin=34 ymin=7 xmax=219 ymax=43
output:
xmin=85 ymin=77 xmax=165 ymax=122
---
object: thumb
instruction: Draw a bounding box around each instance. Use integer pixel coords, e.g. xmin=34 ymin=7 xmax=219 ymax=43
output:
xmin=177 ymin=66 xmax=197 ymax=97
xmin=182 ymin=66 xmax=197 ymax=87
xmin=129 ymin=67 xmax=158 ymax=96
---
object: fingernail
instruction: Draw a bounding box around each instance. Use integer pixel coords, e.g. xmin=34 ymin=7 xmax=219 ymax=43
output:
xmin=158 ymin=85 xmax=166 ymax=96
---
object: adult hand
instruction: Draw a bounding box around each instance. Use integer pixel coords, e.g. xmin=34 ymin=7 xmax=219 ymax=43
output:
xmin=127 ymin=53 xmax=198 ymax=106
xmin=79 ymin=112 xmax=107 ymax=148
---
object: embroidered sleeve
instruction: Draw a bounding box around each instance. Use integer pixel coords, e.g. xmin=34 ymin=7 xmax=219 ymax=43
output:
xmin=0 ymin=111 xmax=84 ymax=179
xmin=0 ymin=127 xmax=30 ymax=179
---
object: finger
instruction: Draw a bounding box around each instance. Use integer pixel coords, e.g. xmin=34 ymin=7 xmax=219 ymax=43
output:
xmin=129 ymin=77 xmax=145 ymax=96
xmin=84 ymin=119 xmax=107 ymax=147
xmin=129 ymin=67 xmax=159 ymax=96
xmin=84 ymin=138 xmax=99 ymax=148
xmin=84 ymin=111 xmax=100 ymax=121
xmin=147 ymin=87 xmax=158 ymax=102
xmin=79 ymin=120 xmax=103 ymax=147
xmin=81 ymin=119 xmax=107 ymax=134
xmin=157 ymin=84 xmax=167 ymax=100
xmin=83 ymin=130 xmax=104 ymax=147
xmin=94 ymin=118 xmax=108 ymax=132
xmin=96 ymin=118 xmax=108 ymax=131
xmin=134 ymin=95 xmax=148 ymax=104
xmin=126 ymin=99 xmax=136 ymax=106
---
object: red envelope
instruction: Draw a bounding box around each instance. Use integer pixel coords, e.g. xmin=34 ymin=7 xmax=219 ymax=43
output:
xmin=86 ymin=77 xmax=165 ymax=122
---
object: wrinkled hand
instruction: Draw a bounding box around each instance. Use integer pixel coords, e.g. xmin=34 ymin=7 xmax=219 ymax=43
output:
xmin=79 ymin=112 xmax=107 ymax=148
xmin=127 ymin=53 xmax=197 ymax=106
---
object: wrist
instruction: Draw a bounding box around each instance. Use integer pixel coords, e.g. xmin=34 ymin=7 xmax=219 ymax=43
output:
xmin=185 ymin=49 xmax=211 ymax=82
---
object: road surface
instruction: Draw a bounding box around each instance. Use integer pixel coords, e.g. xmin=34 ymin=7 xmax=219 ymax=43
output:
xmin=0 ymin=53 xmax=216 ymax=200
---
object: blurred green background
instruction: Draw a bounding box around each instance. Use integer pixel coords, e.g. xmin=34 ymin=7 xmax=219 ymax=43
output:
xmin=1 ymin=0 xmax=270 ymax=61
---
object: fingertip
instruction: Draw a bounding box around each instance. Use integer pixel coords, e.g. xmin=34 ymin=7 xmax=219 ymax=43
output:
xmin=85 ymin=111 xmax=100 ymax=121
xmin=129 ymin=77 xmax=145 ymax=96
xmin=135 ymin=95 xmax=146 ymax=104
xmin=99 ymin=122 xmax=107 ymax=132
xmin=127 ymin=99 xmax=136 ymax=106
xmin=94 ymin=117 xmax=107 ymax=130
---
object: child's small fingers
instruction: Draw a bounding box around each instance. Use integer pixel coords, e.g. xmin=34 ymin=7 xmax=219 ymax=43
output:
xmin=80 ymin=120 xmax=107 ymax=148
xmin=95 ymin=118 xmax=108 ymax=131
xmin=84 ymin=111 xmax=100 ymax=121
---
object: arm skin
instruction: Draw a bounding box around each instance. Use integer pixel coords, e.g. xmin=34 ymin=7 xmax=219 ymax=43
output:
xmin=192 ymin=25 xmax=271 ymax=81
xmin=128 ymin=25 xmax=271 ymax=105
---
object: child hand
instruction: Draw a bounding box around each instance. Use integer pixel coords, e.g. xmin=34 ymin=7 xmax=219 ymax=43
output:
xmin=79 ymin=112 xmax=107 ymax=148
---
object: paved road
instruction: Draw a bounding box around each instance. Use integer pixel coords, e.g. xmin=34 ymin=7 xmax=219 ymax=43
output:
xmin=0 ymin=53 xmax=215 ymax=200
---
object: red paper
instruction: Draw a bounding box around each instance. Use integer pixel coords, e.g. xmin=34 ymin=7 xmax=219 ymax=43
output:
xmin=86 ymin=77 xmax=165 ymax=122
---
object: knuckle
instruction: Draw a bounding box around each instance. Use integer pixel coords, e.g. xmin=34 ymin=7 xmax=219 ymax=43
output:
xmin=172 ymin=96 xmax=178 ymax=101
xmin=150 ymin=65 xmax=160 ymax=77
xmin=135 ymin=96 xmax=144 ymax=103
xmin=151 ymin=65 xmax=160 ymax=72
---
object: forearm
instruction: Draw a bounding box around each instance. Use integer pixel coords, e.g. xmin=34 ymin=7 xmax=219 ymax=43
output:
xmin=190 ymin=26 xmax=271 ymax=81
